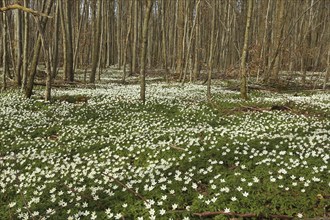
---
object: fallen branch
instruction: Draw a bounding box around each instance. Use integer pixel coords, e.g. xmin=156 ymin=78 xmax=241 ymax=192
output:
xmin=170 ymin=144 xmax=185 ymax=151
xmin=193 ymin=211 xmax=294 ymax=219
xmin=0 ymin=4 xmax=52 ymax=18
xmin=238 ymin=104 xmax=267 ymax=112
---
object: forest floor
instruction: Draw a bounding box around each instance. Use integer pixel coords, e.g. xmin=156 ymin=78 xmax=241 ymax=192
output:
xmin=0 ymin=69 xmax=330 ymax=219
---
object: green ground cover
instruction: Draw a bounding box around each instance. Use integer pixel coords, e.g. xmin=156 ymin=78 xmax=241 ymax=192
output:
xmin=0 ymin=82 xmax=329 ymax=219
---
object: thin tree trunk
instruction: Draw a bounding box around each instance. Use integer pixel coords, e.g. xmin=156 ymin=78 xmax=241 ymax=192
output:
xmin=207 ymin=0 xmax=216 ymax=100
xmin=161 ymin=0 xmax=169 ymax=82
xmin=52 ymin=0 xmax=60 ymax=79
xmin=15 ymin=0 xmax=23 ymax=86
xmin=25 ymin=0 xmax=53 ymax=98
xmin=33 ymin=16 xmax=52 ymax=101
xmin=116 ymin=0 xmax=122 ymax=69
xmin=21 ymin=0 xmax=29 ymax=91
xmin=90 ymin=0 xmax=102 ymax=83
xmin=140 ymin=0 xmax=153 ymax=104
xmin=131 ymin=0 xmax=138 ymax=74
xmin=64 ymin=1 xmax=74 ymax=82
xmin=73 ymin=0 xmax=87 ymax=73
xmin=176 ymin=0 xmax=184 ymax=78
xmin=240 ymin=0 xmax=253 ymax=100
xmin=182 ymin=0 xmax=200 ymax=85
xmin=59 ymin=1 xmax=67 ymax=80
xmin=1 ymin=0 xmax=8 ymax=91
xmin=123 ymin=0 xmax=133 ymax=82
xmin=257 ymin=0 xmax=270 ymax=82
xmin=193 ymin=2 xmax=201 ymax=82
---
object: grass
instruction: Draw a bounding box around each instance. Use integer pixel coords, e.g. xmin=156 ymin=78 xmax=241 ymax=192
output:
xmin=0 ymin=81 xmax=329 ymax=220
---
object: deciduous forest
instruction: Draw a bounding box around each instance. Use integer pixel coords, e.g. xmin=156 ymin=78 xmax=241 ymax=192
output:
xmin=0 ymin=0 xmax=329 ymax=219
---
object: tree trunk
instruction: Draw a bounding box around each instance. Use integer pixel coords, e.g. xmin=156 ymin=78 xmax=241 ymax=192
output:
xmin=123 ymin=0 xmax=133 ymax=82
xmin=90 ymin=0 xmax=102 ymax=83
xmin=182 ymin=0 xmax=200 ymax=85
xmin=271 ymin=0 xmax=285 ymax=82
xmin=116 ymin=0 xmax=122 ymax=69
xmin=240 ymin=0 xmax=253 ymax=100
xmin=73 ymin=0 xmax=87 ymax=73
xmin=21 ymin=0 xmax=29 ymax=91
xmin=140 ymin=0 xmax=153 ymax=104
xmin=324 ymin=47 xmax=330 ymax=89
xmin=207 ymin=0 xmax=216 ymax=100
xmin=14 ymin=0 xmax=23 ymax=86
xmin=61 ymin=1 xmax=74 ymax=82
xmin=176 ymin=0 xmax=184 ymax=79
xmin=161 ymin=0 xmax=169 ymax=82
xmin=25 ymin=0 xmax=53 ymax=98
xmin=1 ymin=0 xmax=8 ymax=91
xmin=51 ymin=1 xmax=60 ymax=80
xmin=193 ymin=1 xmax=201 ymax=82
xmin=132 ymin=0 xmax=138 ymax=74
xmin=33 ymin=16 xmax=52 ymax=101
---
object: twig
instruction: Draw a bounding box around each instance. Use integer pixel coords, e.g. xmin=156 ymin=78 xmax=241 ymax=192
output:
xmin=102 ymin=172 xmax=146 ymax=201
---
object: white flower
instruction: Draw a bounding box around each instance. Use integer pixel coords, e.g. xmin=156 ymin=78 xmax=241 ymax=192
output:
xmin=115 ymin=213 xmax=122 ymax=219
xmin=297 ymin=213 xmax=303 ymax=218
xmin=159 ymin=209 xmax=166 ymax=215
xmin=231 ymin=197 xmax=237 ymax=201
xmin=46 ymin=208 xmax=54 ymax=215
xmin=224 ymin=208 xmax=230 ymax=213
xmin=32 ymin=211 xmax=39 ymax=216
xmin=253 ymin=177 xmax=259 ymax=183
xmin=91 ymin=212 xmax=97 ymax=220
xmin=149 ymin=209 xmax=155 ymax=216
xmin=242 ymin=191 xmax=249 ymax=197
xmin=8 ymin=202 xmax=16 ymax=208
xmin=172 ymin=204 xmax=178 ymax=210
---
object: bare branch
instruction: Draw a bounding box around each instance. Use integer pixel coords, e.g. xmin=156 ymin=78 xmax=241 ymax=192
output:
xmin=0 ymin=4 xmax=52 ymax=18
